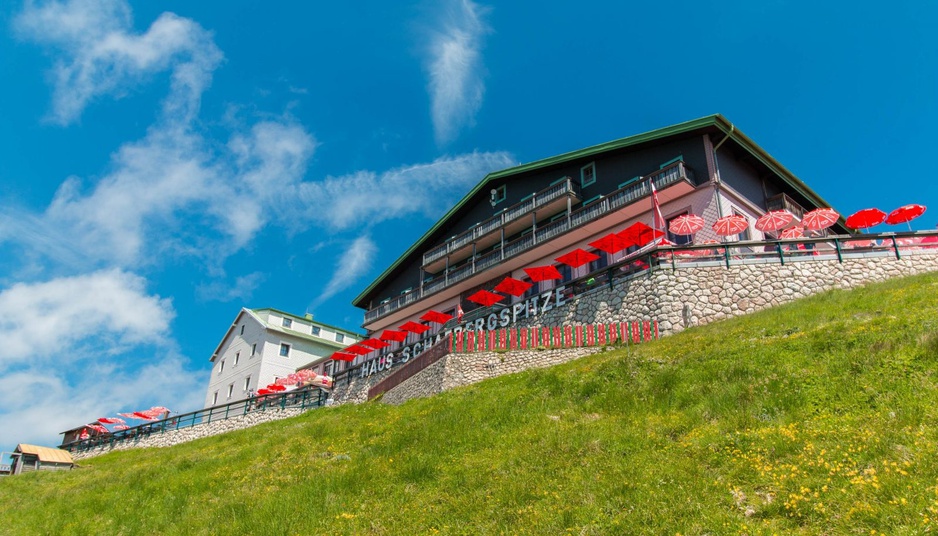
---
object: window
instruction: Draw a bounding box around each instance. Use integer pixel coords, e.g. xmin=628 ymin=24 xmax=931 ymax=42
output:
xmin=492 ymin=184 xmax=507 ymax=205
xmin=279 ymin=343 xmax=291 ymax=357
xmin=336 ymin=333 xmax=345 ymax=343
xmin=240 ymin=324 xmax=245 ymax=336
xmin=244 ymin=376 xmax=251 ymax=391
xmin=580 ymin=162 xmax=596 ymax=187
xmin=557 ymin=263 xmax=573 ymax=283
xmin=219 ymin=360 xmax=225 ymax=374
xmin=212 ymin=391 xmax=218 ymax=405
xmin=234 ymin=351 xmax=240 ymax=366
xmin=311 ymin=326 xmax=321 ymax=336
xmin=251 ymin=343 xmax=257 ymax=356
xmin=282 ymin=317 xmax=292 ymax=328
xmin=227 ymin=384 xmax=234 ymax=399
xmin=521 ymin=277 xmax=538 ymax=300
xmin=734 ymin=210 xmax=751 ymax=241
xmin=666 ymin=212 xmax=693 ymax=245
xmin=588 ymin=249 xmax=608 ymax=272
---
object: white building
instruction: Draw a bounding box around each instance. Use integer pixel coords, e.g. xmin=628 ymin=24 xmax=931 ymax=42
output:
xmin=203 ymin=308 xmax=363 ymax=408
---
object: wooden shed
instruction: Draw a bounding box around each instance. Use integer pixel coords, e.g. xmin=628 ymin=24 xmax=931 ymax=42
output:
xmin=10 ymin=444 xmax=74 ymax=475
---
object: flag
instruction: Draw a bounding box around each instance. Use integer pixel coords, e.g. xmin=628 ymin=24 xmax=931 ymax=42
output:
xmin=650 ymin=177 xmax=665 ymax=233
xmin=456 ymin=303 xmax=464 ymax=323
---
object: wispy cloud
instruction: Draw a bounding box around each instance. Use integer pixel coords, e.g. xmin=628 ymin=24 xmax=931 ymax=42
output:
xmin=313 ymin=236 xmax=377 ymax=307
xmin=0 ymin=270 xmax=201 ymax=449
xmin=14 ymin=0 xmax=222 ymax=125
xmin=426 ymin=0 xmax=491 ymax=146
xmin=195 ymin=272 xmax=267 ymax=303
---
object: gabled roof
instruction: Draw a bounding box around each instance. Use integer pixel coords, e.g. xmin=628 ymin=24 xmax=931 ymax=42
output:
xmin=16 ymin=444 xmax=73 ymax=464
xmin=352 ymin=114 xmax=839 ymax=308
xmin=209 ymin=308 xmax=364 ymax=362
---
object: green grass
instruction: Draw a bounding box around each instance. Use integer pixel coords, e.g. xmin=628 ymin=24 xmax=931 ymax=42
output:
xmin=4 ymin=273 xmax=938 ymax=535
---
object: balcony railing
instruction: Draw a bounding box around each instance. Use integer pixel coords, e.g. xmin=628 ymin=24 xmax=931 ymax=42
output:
xmin=422 ymin=177 xmax=581 ymax=267
xmin=364 ymin=161 xmax=694 ymax=324
xmin=766 ymin=192 xmax=805 ymax=219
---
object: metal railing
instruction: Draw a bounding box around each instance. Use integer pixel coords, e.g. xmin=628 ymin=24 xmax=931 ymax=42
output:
xmin=60 ymin=388 xmax=329 ymax=454
xmin=365 ymin=161 xmax=695 ymax=324
xmin=421 ymin=177 xmax=581 ymax=267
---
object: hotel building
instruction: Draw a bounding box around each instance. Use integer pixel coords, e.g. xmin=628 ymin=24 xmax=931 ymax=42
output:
xmin=203 ymin=308 xmax=363 ymax=407
xmin=351 ymin=115 xmax=846 ymax=350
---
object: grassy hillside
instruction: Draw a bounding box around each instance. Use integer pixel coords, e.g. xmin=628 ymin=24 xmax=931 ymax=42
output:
xmin=3 ymin=273 xmax=938 ymax=535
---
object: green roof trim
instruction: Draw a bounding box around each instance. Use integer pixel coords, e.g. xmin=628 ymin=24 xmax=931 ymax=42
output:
xmin=252 ymin=308 xmax=365 ymax=337
xmin=352 ymin=114 xmax=839 ymax=308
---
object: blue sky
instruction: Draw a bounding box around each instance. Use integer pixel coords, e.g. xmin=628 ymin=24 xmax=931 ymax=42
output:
xmin=0 ymin=1 xmax=935 ymax=456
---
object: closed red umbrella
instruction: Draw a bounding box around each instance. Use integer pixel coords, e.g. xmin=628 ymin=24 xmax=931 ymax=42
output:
xmin=712 ymin=214 xmax=749 ymax=237
xmin=755 ymin=210 xmax=795 ymax=233
xmin=886 ymin=204 xmax=926 ymax=230
xmin=802 ymin=208 xmax=840 ymax=231
xmin=555 ymin=248 xmax=600 ymax=268
xmin=523 ymin=265 xmax=562 ymax=282
xmin=419 ymin=310 xmax=454 ymax=324
xmin=668 ymin=214 xmax=705 ymax=236
xmin=588 ymin=233 xmax=630 ymax=254
xmin=494 ymin=277 xmax=533 ymax=297
xmin=379 ymin=329 xmax=408 ymax=342
xmin=399 ymin=321 xmax=431 ymax=334
xmin=467 ymin=289 xmax=505 ymax=307
xmin=846 ymin=208 xmax=886 ymax=230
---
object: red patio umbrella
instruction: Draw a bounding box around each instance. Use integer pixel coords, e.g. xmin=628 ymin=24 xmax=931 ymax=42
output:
xmin=420 ymin=310 xmax=454 ymax=324
xmin=132 ymin=411 xmax=158 ymax=421
xmin=588 ymin=233 xmax=630 ymax=254
xmin=802 ymin=208 xmax=840 ymax=231
xmin=555 ymin=248 xmax=600 ymax=268
xmin=494 ymin=277 xmax=533 ymax=297
xmin=755 ymin=210 xmax=795 ymax=233
xmin=266 ymin=384 xmax=286 ymax=392
xmin=779 ymin=226 xmax=804 ymax=239
xmin=87 ymin=423 xmax=109 ymax=434
xmin=343 ymin=345 xmax=374 ymax=355
xmin=885 ymin=204 xmax=926 ymax=230
xmin=379 ymin=329 xmax=408 ymax=342
xmin=668 ymin=214 xmax=705 ymax=236
xmin=467 ymin=289 xmax=505 ymax=307
xmin=712 ymin=214 xmax=749 ymax=237
xmin=399 ymin=321 xmax=431 ymax=334
xmin=359 ymin=338 xmax=391 ymax=349
xmin=619 ymin=221 xmax=664 ymax=247
xmin=256 ymin=388 xmax=273 ymax=395
xmin=846 ymin=208 xmax=886 ymax=230
xmin=523 ymin=265 xmax=562 ymax=282
xmin=330 ymin=351 xmax=356 ymax=361
xmin=97 ymin=417 xmax=125 ymax=425
xmin=113 ymin=424 xmax=130 ymax=431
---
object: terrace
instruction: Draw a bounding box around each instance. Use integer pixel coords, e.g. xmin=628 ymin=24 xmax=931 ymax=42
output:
xmin=364 ymin=160 xmax=696 ymax=324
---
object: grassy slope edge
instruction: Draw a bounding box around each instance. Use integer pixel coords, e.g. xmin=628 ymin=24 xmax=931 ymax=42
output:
xmin=3 ymin=273 xmax=938 ymax=535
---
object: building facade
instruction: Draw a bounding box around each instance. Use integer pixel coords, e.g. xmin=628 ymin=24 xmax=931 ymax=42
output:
xmin=348 ymin=115 xmax=848 ymax=372
xmin=203 ymin=308 xmax=362 ymax=408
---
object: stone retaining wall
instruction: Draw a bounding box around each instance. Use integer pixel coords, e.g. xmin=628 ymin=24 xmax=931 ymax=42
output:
xmin=71 ymin=407 xmax=306 ymax=461
xmin=521 ymin=254 xmax=938 ymax=334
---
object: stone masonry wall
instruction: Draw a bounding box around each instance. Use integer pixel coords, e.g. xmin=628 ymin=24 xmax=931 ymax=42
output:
xmin=71 ymin=407 xmax=306 ymax=461
xmin=522 ymin=254 xmax=938 ymax=335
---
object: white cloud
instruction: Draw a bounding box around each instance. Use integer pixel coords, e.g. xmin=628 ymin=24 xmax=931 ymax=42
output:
xmin=195 ymin=271 xmax=267 ymax=303
xmin=15 ymin=0 xmax=222 ymax=125
xmin=0 ymin=269 xmax=173 ymax=363
xmin=426 ymin=0 xmax=491 ymax=145
xmin=313 ymin=236 xmax=377 ymax=307
xmin=290 ymin=150 xmax=515 ymax=230
xmin=0 ymin=269 xmax=200 ymax=452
